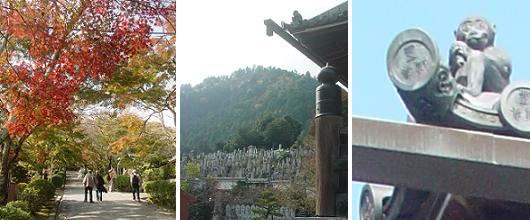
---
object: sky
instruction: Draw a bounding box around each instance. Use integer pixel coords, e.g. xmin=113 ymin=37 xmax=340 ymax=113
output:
xmin=175 ymin=0 xmax=344 ymax=86
xmin=352 ymin=1 xmax=530 ymax=219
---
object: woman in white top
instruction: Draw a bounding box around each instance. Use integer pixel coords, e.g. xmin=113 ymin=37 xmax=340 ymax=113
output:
xmin=108 ymin=168 xmax=117 ymax=192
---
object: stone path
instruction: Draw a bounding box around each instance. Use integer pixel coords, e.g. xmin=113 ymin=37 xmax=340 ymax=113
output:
xmin=58 ymin=171 xmax=175 ymax=220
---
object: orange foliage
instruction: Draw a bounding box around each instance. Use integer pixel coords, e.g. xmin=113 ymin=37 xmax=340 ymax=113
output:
xmin=0 ymin=0 xmax=173 ymax=138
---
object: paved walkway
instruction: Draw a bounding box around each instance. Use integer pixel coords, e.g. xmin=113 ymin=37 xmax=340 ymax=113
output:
xmin=58 ymin=171 xmax=175 ymax=220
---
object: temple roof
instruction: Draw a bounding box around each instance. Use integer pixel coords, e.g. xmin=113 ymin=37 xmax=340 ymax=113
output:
xmin=283 ymin=2 xmax=348 ymax=34
xmin=265 ymin=2 xmax=348 ymax=86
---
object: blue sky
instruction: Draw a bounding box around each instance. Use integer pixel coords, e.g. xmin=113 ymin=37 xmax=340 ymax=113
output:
xmin=351 ymin=1 xmax=530 ymax=219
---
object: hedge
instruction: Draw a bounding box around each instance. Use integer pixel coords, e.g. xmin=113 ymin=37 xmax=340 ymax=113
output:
xmin=18 ymin=179 xmax=55 ymax=213
xmin=143 ymin=180 xmax=175 ymax=210
xmin=50 ymin=175 xmax=64 ymax=188
xmin=55 ymin=172 xmax=65 ymax=180
xmin=0 ymin=204 xmax=32 ymax=220
xmin=26 ymin=179 xmax=55 ymax=200
xmin=162 ymin=165 xmax=175 ymax=179
xmin=18 ymin=188 xmax=45 ymax=213
xmin=115 ymin=175 xmax=131 ymax=192
xmin=6 ymin=201 xmax=30 ymax=213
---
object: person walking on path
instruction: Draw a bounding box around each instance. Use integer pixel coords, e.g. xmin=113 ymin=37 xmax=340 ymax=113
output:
xmin=130 ymin=170 xmax=142 ymax=202
xmin=60 ymin=171 xmax=176 ymax=219
xmin=78 ymin=167 xmax=85 ymax=179
xmin=94 ymin=170 xmax=106 ymax=201
xmin=108 ymin=168 xmax=117 ymax=192
xmin=82 ymin=170 xmax=95 ymax=203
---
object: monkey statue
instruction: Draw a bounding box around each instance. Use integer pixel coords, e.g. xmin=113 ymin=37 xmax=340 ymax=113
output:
xmin=449 ymin=16 xmax=511 ymax=97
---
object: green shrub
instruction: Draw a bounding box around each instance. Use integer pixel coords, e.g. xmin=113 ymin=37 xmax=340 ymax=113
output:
xmin=6 ymin=201 xmax=30 ymax=213
xmin=143 ymin=169 xmax=162 ymax=181
xmin=143 ymin=180 xmax=175 ymax=210
xmin=143 ymin=165 xmax=176 ymax=181
xmin=18 ymin=187 xmax=45 ymax=213
xmin=143 ymin=181 xmax=155 ymax=192
xmin=50 ymin=175 xmax=64 ymax=188
xmin=56 ymin=172 xmax=66 ymax=184
xmin=26 ymin=179 xmax=55 ymax=200
xmin=0 ymin=205 xmax=32 ymax=220
xmin=55 ymin=172 xmax=65 ymax=180
xmin=115 ymin=175 xmax=131 ymax=192
xmin=18 ymin=178 xmax=56 ymax=212
xmin=161 ymin=165 xmax=176 ymax=179
xmin=169 ymin=165 xmax=176 ymax=178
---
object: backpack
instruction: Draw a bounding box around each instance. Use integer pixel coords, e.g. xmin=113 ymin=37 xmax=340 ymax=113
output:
xmin=132 ymin=175 xmax=139 ymax=185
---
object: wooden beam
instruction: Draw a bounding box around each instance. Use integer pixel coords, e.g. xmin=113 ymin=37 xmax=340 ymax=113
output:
xmin=351 ymin=116 xmax=530 ymax=204
xmin=290 ymin=20 xmax=347 ymax=35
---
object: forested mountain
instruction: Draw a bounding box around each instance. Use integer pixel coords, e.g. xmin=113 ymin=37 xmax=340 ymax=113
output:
xmin=180 ymin=66 xmax=318 ymax=153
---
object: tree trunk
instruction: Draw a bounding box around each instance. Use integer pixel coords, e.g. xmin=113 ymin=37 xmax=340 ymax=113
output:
xmin=107 ymin=156 xmax=112 ymax=171
xmin=171 ymin=108 xmax=176 ymax=127
xmin=0 ymin=140 xmax=11 ymax=204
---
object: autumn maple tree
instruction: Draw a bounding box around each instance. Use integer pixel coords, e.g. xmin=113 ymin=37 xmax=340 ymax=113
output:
xmin=78 ymin=113 xmax=174 ymax=171
xmin=78 ymin=11 xmax=176 ymax=127
xmin=0 ymin=0 xmax=174 ymax=203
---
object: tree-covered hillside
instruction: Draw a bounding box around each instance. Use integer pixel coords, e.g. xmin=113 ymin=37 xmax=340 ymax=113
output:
xmin=180 ymin=66 xmax=318 ymax=153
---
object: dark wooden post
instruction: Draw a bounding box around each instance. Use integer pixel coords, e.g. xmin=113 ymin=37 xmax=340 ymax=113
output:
xmin=315 ymin=66 xmax=342 ymax=216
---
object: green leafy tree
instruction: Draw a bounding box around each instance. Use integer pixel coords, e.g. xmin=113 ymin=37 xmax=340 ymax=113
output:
xmin=78 ymin=113 xmax=120 ymax=170
xmin=19 ymin=123 xmax=86 ymax=177
xmin=181 ymin=66 xmax=317 ymax=153
xmin=263 ymin=116 xmax=302 ymax=149
xmin=185 ymin=162 xmax=200 ymax=178
xmin=187 ymin=177 xmax=217 ymax=220
xmin=275 ymin=144 xmax=316 ymax=216
xmin=252 ymin=190 xmax=283 ymax=220
xmin=180 ymin=162 xmax=200 ymax=191
xmin=225 ymin=114 xmax=302 ymax=150
xmin=225 ymin=181 xmax=262 ymax=205
xmin=233 ymin=126 xmax=265 ymax=149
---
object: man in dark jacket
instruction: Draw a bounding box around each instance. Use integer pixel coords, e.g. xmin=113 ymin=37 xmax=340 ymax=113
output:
xmin=94 ymin=170 xmax=106 ymax=201
xmin=130 ymin=170 xmax=142 ymax=202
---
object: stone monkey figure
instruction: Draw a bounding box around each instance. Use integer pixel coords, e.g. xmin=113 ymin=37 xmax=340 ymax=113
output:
xmin=449 ymin=16 xmax=511 ymax=96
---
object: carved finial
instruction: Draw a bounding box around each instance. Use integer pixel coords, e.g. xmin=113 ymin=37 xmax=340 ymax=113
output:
xmin=317 ymin=65 xmax=338 ymax=84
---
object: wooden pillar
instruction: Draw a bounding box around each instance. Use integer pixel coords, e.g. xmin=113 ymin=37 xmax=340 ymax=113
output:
xmin=315 ymin=66 xmax=342 ymax=216
xmin=315 ymin=116 xmax=341 ymax=216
